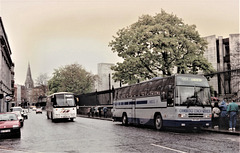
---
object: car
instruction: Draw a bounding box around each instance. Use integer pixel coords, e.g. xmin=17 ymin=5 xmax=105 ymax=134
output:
xmin=36 ymin=107 xmax=42 ymax=114
xmin=12 ymin=111 xmax=24 ymax=127
xmin=22 ymin=109 xmax=28 ymax=119
xmin=10 ymin=107 xmax=28 ymax=119
xmin=32 ymin=106 xmax=37 ymax=111
xmin=0 ymin=112 xmax=21 ymax=138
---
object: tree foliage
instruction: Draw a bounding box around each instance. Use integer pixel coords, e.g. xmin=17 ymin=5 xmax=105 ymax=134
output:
xmin=48 ymin=63 xmax=96 ymax=95
xmin=109 ymin=10 xmax=215 ymax=84
xmin=35 ymin=73 xmax=49 ymax=94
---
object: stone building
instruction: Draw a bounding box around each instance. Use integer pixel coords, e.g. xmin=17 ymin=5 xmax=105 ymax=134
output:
xmin=204 ymin=34 xmax=240 ymax=98
xmin=25 ymin=63 xmax=34 ymax=106
xmin=13 ymin=84 xmax=26 ymax=107
xmin=97 ymin=63 xmax=120 ymax=91
xmin=0 ymin=17 xmax=15 ymax=112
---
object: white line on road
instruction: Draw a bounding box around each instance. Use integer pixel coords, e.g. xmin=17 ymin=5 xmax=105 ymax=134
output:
xmin=151 ymin=144 xmax=187 ymax=153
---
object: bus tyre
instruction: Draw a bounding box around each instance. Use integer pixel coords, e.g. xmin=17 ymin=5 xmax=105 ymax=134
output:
xmin=47 ymin=112 xmax=50 ymax=119
xmin=154 ymin=114 xmax=163 ymax=130
xmin=122 ymin=113 xmax=128 ymax=126
xmin=51 ymin=113 xmax=55 ymax=122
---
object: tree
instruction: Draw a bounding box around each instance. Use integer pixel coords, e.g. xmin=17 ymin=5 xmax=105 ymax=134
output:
xmin=35 ymin=73 xmax=49 ymax=94
xmin=109 ymin=10 xmax=215 ymax=84
xmin=48 ymin=63 xmax=96 ymax=95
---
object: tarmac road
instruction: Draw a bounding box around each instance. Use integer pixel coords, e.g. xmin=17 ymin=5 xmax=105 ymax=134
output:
xmin=0 ymin=110 xmax=239 ymax=153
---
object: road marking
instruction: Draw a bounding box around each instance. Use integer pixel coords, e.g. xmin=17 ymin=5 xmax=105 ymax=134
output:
xmin=151 ymin=144 xmax=187 ymax=153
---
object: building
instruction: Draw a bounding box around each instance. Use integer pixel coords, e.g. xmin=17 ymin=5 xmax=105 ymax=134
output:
xmin=0 ymin=17 xmax=15 ymax=112
xmin=97 ymin=63 xmax=120 ymax=91
xmin=13 ymin=84 xmax=26 ymax=107
xmin=25 ymin=63 xmax=34 ymax=106
xmin=204 ymin=34 xmax=240 ymax=98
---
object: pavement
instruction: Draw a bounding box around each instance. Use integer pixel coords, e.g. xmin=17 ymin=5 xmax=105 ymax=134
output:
xmin=77 ymin=114 xmax=240 ymax=136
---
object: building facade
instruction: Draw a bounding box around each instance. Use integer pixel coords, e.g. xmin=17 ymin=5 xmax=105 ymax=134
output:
xmin=204 ymin=34 xmax=240 ymax=98
xmin=97 ymin=63 xmax=120 ymax=91
xmin=25 ymin=63 xmax=34 ymax=106
xmin=13 ymin=84 xmax=26 ymax=107
xmin=0 ymin=17 xmax=15 ymax=112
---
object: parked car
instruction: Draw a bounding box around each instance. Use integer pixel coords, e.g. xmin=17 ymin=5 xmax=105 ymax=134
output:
xmin=22 ymin=109 xmax=28 ymax=119
xmin=10 ymin=107 xmax=28 ymax=119
xmin=32 ymin=106 xmax=37 ymax=111
xmin=0 ymin=112 xmax=21 ymax=138
xmin=12 ymin=111 xmax=24 ymax=127
xmin=36 ymin=107 xmax=42 ymax=114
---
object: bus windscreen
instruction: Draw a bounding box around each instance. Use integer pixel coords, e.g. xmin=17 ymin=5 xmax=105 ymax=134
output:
xmin=55 ymin=94 xmax=75 ymax=106
xmin=176 ymin=75 xmax=209 ymax=87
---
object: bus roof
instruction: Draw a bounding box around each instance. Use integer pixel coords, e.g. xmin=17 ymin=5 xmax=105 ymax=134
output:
xmin=48 ymin=92 xmax=74 ymax=97
xmin=117 ymin=74 xmax=206 ymax=89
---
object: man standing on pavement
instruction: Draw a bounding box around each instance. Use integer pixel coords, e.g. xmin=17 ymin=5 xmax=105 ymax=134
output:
xmin=219 ymin=99 xmax=228 ymax=130
xmin=227 ymin=99 xmax=239 ymax=131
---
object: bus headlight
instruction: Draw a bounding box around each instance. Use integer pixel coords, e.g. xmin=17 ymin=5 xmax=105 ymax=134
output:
xmin=204 ymin=114 xmax=212 ymax=118
xmin=178 ymin=114 xmax=188 ymax=118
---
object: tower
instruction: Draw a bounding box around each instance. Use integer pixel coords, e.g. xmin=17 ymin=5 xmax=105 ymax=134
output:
xmin=25 ymin=63 xmax=34 ymax=89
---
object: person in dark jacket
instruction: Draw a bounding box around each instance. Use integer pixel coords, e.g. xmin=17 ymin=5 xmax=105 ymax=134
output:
xmin=219 ymin=99 xmax=228 ymax=130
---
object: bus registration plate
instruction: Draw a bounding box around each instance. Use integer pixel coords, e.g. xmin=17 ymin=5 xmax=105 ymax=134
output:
xmin=192 ymin=119 xmax=200 ymax=121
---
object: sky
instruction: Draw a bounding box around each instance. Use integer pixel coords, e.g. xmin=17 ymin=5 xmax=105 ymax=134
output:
xmin=0 ymin=0 xmax=239 ymax=85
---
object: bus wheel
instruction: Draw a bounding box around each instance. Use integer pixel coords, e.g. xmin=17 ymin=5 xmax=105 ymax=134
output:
xmin=51 ymin=113 xmax=55 ymax=122
xmin=47 ymin=112 xmax=50 ymax=119
xmin=154 ymin=114 xmax=163 ymax=130
xmin=122 ymin=113 xmax=128 ymax=126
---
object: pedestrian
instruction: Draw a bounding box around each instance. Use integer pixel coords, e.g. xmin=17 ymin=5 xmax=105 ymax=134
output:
xmin=98 ymin=107 xmax=102 ymax=117
xmin=91 ymin=107 xmax=94 ymax=117
xmin=103 ymin=107 xmax=108 ymax=118
xmin=87 ymin=107 xmax=91 ymax=117
xmin=212 ymin=102 xmax=220 ymax=129
xmin=227 ymin=99 xmax=239 ymax=131
xmin=94 ymin=107 xmax=99 ymax=117
xmin=219 ymin=99 xmax=228 ymax=130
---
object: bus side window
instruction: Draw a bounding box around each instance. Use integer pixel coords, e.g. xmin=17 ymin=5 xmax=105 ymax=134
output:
xmin=167 ymin=91 xmax=174 ymax=107
xmin=167 ymin=85 xmax=174 ymax=107
xmin=51 ymin=96 xmax=56 ymax=105
xmin=161 ymin=91 xmax=167 ymax=102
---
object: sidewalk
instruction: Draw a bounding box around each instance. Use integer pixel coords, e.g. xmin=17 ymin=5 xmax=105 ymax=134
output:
xmin=77 ymin=114 xmax=240 ymax=136
xmin=202 ymin=127 xmax=240 ymax=136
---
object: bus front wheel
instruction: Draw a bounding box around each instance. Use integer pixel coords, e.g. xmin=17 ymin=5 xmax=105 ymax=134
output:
xmin=154 ymin=114 xmax=163 ymax=130
xmin=47 ymin=112 xmax=50 ymax=119
xmin=51 ymin=113 xmax=55 ymax=122
xmin=122 ymin=113 xmax=128 ymax=126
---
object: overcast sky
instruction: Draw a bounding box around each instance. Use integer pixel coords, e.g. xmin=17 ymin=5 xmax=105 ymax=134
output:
xmin=0 ymin=0 xmax=239 ymax=85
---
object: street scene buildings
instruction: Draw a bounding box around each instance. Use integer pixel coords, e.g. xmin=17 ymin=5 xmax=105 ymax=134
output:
xmin=204 ymin=34 xmax=240 ymax=99
xmin=0 ymin=1 xmax=239 ymax=152
xmin=0 ymin=12 xmax=239 ymax=111
xmin=0 ymin=17 xmax=15 ymax=112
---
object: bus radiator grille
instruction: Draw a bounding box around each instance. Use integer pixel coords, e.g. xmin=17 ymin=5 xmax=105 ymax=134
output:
xmin=188 ymin=113 xmax=203 ymax=118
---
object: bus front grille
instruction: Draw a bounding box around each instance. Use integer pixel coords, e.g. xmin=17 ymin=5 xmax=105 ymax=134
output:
xmin=188 ymin=113 xmax=203 ymax=118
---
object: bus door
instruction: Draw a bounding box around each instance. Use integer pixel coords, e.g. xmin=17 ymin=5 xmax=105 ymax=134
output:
xmin=131 ymin=99 xmax=136 ymax=124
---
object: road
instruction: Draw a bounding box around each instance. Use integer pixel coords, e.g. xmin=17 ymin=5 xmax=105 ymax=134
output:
xmin=0 ymin=110 xmax=239 ymax=153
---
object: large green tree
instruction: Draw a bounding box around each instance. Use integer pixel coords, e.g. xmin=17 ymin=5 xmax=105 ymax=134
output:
xmin=109 ymin=10 xmax=215 ymax=84
xmin=48 ymin=63 xmax=96 ymax=95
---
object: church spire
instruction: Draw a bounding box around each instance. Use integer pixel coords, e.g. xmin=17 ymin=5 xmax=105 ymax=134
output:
xmin=25 ymin=62 xmax=34 ymax=89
